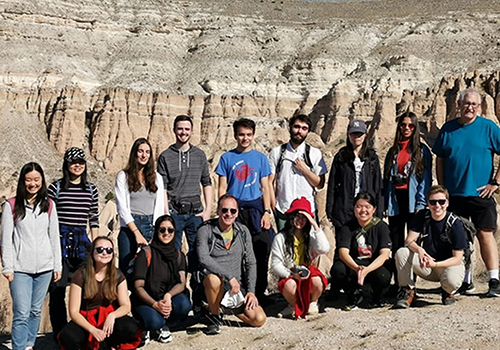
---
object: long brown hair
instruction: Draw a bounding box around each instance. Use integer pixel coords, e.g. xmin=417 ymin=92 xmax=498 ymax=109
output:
xmin=82 ymin=236 xmax=118 ymax=301
xmin=384 ymin=111 xmax=424 ymax=180
xmin=124 ymin=138 xmax=158 ymax=193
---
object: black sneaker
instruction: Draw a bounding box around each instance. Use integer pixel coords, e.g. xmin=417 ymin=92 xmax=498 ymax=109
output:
xmin=394 ymin=287 xmax=415 ymax=309
xmin=441 ymin=289 xmax=456 ymax=305
xmin=206 ymin=314 xmax=223 ymax=335
xmin=344 ymin=289 xmax=364 ymax=311
xmin=455 ymin=281 xmax=475 ymax=296
xmin=487 ymin=278 xmax=500 ymax=297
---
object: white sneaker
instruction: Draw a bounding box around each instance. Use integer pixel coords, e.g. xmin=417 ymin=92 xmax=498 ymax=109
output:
xmin=277 ymin=304 xmax=294 ymax=318
xmin=157 ymin=325 xmax=173 ymax=343
xmin=308 ymin=301 xmax=319 ymax=315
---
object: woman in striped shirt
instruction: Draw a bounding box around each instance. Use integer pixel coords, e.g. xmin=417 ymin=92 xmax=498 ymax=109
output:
xmin=48 ymin=147 xmax=99 ymax=339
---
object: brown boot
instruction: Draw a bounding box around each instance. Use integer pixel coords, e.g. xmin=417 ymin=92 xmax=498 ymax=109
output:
xmin=394 ymin=287 xmax=414 ymax=309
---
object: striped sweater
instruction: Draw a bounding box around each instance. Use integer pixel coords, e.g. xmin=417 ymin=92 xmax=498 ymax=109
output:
xmin=48 ymin=180 xmax=99 ymax=228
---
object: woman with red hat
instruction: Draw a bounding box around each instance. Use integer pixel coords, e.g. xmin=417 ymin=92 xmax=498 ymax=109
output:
xmin=270 ymin=197 xmax=330 ymax=319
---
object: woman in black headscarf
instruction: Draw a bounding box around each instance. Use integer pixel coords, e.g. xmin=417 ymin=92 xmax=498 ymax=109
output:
xmin=132 ymin=215 xmax=191 ymax=344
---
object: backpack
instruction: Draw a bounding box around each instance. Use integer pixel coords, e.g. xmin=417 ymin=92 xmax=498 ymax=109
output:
xmin=421 ymin=210 xmax=476 ymax=265
xmin=276 ymin=143 xmax=313 ymax=176
xmin=6 ymin=197 xmax=54 ymax=224
xmin=52 ymin=179 xmax=95 ymax=202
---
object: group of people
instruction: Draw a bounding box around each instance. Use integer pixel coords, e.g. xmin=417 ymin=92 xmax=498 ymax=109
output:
xmin=1 ymin=87 xmax=500 ymax=349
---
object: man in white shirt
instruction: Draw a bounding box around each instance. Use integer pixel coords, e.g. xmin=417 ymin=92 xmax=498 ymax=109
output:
xmin=268 ymin=114 xmax=328 ymax=231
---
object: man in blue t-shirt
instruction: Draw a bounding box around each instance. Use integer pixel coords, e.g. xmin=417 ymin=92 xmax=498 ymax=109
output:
xmin=433 ymin=88 xmax=500 ymax=297
xmin=216 ymin=118 xmax=272 ymax=301
xmin=394 ymin=185 xmax=467 ymax=308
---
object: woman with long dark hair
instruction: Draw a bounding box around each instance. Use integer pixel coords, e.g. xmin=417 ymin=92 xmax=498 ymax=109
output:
xmin=115 ymin=138 xmax=165 ymax=279
xmin=330 ymin=193 xmax=392 ymax=310
xmin=384 ymin=111 xmax=432 ymax=260
xmin=58 ymin=236 xmax=140 ymax=349
xmin=1 ymin=162 xmax=62 ymax=350
xmin=326 ymin=120 xmax=383 ymax=235
xmin=132 ymin=215 xmax=191 ymax=344
xmin=48 ymin=147 xmax=100 ymax=338
xmin=270 ymin=197 xmax=330 ymax=319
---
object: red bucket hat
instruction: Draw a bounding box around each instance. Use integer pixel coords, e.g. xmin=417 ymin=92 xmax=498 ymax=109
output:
xmin=285 ymin=197 xmax=314 ymax=218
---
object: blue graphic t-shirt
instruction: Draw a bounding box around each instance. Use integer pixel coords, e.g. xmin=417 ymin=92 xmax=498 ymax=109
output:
xmin=216 ymin=149 xmax=271 ymax=201
xmin=432 ymin=116 xmax=500 ymax=197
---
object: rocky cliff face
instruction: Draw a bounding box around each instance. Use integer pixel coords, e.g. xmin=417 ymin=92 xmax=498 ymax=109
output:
xmin=3 ymin=0 xmax=500 ymax=173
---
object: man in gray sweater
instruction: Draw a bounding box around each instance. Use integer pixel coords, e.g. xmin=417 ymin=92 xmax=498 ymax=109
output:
xmin=196 ymin=194 xmax=266 ymax=335
xmin=157 ymin=115 xmax=213 ymax=252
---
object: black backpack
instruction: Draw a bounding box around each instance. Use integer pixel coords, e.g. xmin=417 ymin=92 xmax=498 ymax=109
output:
xmin=421 ymin=210 xmax=476 ymax=265
xmin=275 ymin=143 xmax=313 ymax=176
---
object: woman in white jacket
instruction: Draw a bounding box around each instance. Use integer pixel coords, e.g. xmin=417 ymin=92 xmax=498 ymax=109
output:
xmin=115 ymin=138 xmax=165 ymax=281
xmin=1 ymin=162 xmax=62 ymax=350
xmin=270 ymin=197 xmax=330 ymax=319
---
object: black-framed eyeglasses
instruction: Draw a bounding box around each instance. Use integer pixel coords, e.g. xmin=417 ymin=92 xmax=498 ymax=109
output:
xmin=221 ymin=208 xmax=237 ymax=215
xmin=429 ymin=199 xmax=447 ymax=206
xmin=95 ymin=246 xmax=114 ymax=255
xmin=159 ymin=227 xmax=175 ymax=234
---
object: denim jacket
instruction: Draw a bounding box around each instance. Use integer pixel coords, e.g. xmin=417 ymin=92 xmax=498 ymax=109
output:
xmin=384 ymin=143 xmax=432 ymax=216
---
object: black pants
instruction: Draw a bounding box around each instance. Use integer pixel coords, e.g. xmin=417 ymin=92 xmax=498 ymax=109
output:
xmin=58 ymin=316 xmax=139 ymax=350
xmin=237 ymin=208 xmax=271 ymax=299
xmin=388 ymin=189 xmax=415 ymax=256
xmin=330 ymin=258 xmax=392 ymax=298
xmin=49 ymin=257 xmax=85 ymax=337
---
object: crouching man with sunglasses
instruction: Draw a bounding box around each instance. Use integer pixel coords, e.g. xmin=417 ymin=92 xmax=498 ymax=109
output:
xmin=393 ymin=185 xmax=467 ymax=308
xmin=195 ymin=194 xmax=266 ymax=335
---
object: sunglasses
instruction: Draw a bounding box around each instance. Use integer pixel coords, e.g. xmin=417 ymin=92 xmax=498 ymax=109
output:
xmin=428 ymin=199 xmax=447 ymax=206
xmin=221 ymin=208 xmax=237 ymax=215
xmin=400 ymin=123 xmax=415 ymax=130
xmin=159 ymin=227 xmax=175 ymax=234
xmin=95 ymin=246 xmax=114 ymax=255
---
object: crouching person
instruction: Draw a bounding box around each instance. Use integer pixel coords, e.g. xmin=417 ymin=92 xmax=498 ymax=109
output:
xmin=195 ymin=194 xmax=266 ymax=335
xmin=394 ymin=185 xmax=466 ymax=308
xmin=270 ymin=197 xmax=330 ymax=319
xmin=58 ymin=237 xmax=141 ymax=350
xmin=132 ymin=215 xmax=191 ymax=345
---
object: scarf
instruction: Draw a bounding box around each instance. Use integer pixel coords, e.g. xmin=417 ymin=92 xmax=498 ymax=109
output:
xmin=146 ymin=235 xmax=181 ymax=299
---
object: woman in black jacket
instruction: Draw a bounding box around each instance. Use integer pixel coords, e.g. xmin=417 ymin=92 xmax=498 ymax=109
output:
xmin=326 ymin=120 xmax=383 ymax=236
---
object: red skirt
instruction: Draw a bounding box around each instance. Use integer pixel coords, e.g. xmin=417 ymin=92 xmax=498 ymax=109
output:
xmin=278 ymin=265 xmax=327 ymax=319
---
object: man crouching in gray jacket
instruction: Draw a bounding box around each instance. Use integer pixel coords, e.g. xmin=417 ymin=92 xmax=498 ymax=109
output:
xmin=196 ymin=194 xmax=266 ymax=335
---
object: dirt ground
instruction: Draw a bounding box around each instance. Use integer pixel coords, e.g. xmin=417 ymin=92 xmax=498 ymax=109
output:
xmin=1 ymin=278 xmax=499 ymax=350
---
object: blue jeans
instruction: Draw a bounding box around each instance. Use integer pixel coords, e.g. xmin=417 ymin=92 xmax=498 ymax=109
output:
xmin=171 ymin=213 xmax=203 ymax=251
xmin=118 ymin=214 xmax=153 ymax=279
xmin=10 ymin=271 xmax=52 ymax=350
xmin=133 ymin=293 xmax=192 ymax=330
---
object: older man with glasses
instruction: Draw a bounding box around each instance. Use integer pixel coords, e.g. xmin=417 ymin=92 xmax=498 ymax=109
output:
xmin=195 ymin=194 xmax=266 ymax=335
xmin=433 ymin=88 xmax=500 ymax=297
xmin=393 ymin=185 xmax=467 ymax=308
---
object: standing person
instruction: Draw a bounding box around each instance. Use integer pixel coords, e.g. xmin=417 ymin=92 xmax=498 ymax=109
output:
xmin=326 ymin=120 xmax=383 ymax=236
xmin=394 ymin=185 xmax=467 ymax=308
xmin=48 ymin=147 xmax=100 ymax=338
xmin=216 ymin=118 xmax=272 ymax=301
xmin=195 ymin=194 xmax=266 ymax=335
xmin=270 ymin=197 xmax=330 ymax=319
xmin=268 ymin=114 xmax=328 ymax=231
xmin=157 ymin=115 xmax=213 ymax=252
xmin=132 ymin=215 xmax=191 ymax=345
xmin=1 ymin=162 xmax=62 ymax=350
xmin=330 ymin=193 xmax=392 ymax=310
xmin=58 ymin=237 xmax=141 ymax=350
xmin=115 ymin=138 xmax=165 ymax=280
xmin=433 ymin=88 xmax=500 ymax=297
xmin=384 ymin=112 xmax=432 ymax=271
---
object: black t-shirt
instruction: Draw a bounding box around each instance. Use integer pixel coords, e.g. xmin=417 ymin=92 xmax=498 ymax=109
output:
xmin=409 ymin=210 xmax=467 ymax=261
xmin=133 ymin=248 xmax=186 ymax=301
xmin=72 ymin=268 xmax=125 ymax=310
xmin=338 ymin=219 xmax=392 ymax=263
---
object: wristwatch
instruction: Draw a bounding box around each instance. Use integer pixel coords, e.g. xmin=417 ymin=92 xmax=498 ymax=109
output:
xmin=264 ymin=209 xmax=272 ymax=214
xmin=490 ymin=179 xmax=500 ymax=186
